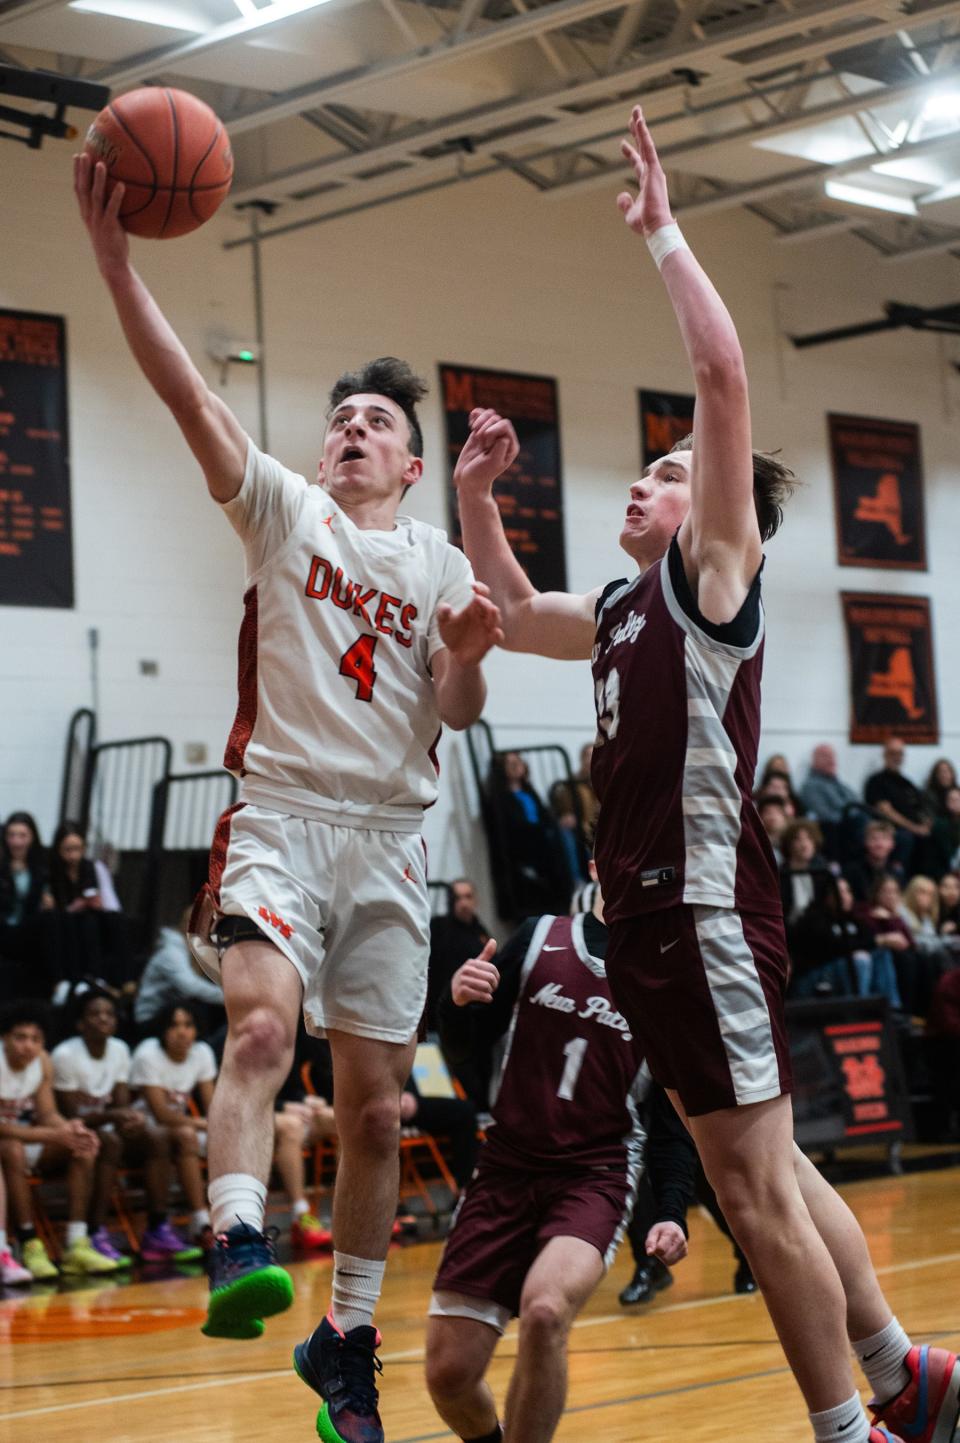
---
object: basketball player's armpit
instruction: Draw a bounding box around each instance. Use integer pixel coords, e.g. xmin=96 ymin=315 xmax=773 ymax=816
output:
xmin=644 ymin=1084 xmax=696 ymax=1235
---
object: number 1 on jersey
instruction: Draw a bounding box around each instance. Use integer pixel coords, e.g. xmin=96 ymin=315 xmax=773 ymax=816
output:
xmin=339 ymin=634 xmax=378 ymax=703
xmin=556 ymin=1036 xmax=588 ymax=1101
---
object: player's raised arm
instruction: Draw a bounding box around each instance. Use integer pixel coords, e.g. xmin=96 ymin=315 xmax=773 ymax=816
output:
xmin=454 ymin=409 xmax=600 ymax=660
xmin=618 ymin=107 xmax=761 ymax=621
xmin=73 ymin=153 xmax=247 ymax=503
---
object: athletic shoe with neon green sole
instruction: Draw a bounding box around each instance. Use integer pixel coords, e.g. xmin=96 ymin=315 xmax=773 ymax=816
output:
xmin=293 ymin=1312 xmax=383 ymax=1443
xmin=22 ymin=1237 xmax=58 ymax=1280
xmin=61 ymin=1235 xmax=121 ymax=1275
xmin=202 ymin=1222 xmax=294 ymax=1340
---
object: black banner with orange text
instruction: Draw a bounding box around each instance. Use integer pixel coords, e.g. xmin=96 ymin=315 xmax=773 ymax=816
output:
xmin=639 ymin=388 xmax=694 ymax=468
xmin=440 ymin=363 xmax=566 ymax=594
xmin=787 ymin=997 xmax=913 ymax=1150
xmin=842 ymin=592 xmax=938 ymax=745
xmin=0 ymin=309 xmax=73 ymax=608
xmin=829 ymin=413 xmax=926 ymax=571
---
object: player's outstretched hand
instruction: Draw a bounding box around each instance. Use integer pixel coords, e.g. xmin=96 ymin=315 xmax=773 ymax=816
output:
xmin=454 ymin=408 xmax=520 ymax=497
xmin=452 ymin=940 xmax=499 ymax=1006
xmin=73 ymin=153 xmax=129 ymax=276
xmin=437 ymin=582 xmax=505 ymax=666
xmin=644 ymin=1220 xmax=687 ymax=1266
xmin=617 ymin=105 xmax=674 ymax=237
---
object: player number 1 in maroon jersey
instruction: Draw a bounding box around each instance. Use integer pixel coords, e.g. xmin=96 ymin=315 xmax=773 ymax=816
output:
xmin=557 ymin=1036 xmax=588 ymax=1101
xmin=339 ymin=633 xmax=379 ymax=703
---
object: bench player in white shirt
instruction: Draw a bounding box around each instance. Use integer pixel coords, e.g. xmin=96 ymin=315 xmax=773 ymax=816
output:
xmin=75 ymin=154 xmax=512 ymax=1443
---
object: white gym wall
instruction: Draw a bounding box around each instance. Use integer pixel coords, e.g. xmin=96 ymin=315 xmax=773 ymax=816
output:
xmin=3 ymin=132 xmax=960 ymax=905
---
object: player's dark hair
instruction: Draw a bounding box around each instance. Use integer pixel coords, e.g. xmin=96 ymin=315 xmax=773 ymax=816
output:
xmin=327 ymin=358 xmax=427 ymax=457
xmin=0 ymin=1000 xmax=50 ymax=1039
xmin=1 ymin=810 xmax=46 ymax=872
xmin=153 ymin=999 xmax=200 ymax=1043
xmin=669 ymin=434 xmax=798 ymax=542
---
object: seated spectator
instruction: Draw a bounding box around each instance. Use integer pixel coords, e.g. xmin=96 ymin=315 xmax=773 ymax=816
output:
xmin=799 ymin=744 xmax=864 ymax=859
xmin=864 ymin=737 xmax=932 ymax=873
xmin=756 ymin=777 xmax=796 ymax=820
xmin=130 ymin=1002 xmax=217 ymax=1254
xmin=134 ymin=906 xmax=226 ymax=1036
xmin=835 ymin=877 xmax=901 ymax=1007
xmin=938 ymin=872 xmax=960 ymax=938
xmin=273 ymin=1031 xmax=339 ymax=1251
xmin=855 ymin=875 xmax=934 ymax=1017
xmin=48 ymin=822 xmax=134 ymax=989
xmin=844 ymin=819 xmax=904 ymax=903
xmin=924 ymin=757 xmax=958 ymax=818
xmin=400 ymin=1071 xmax=478 ymax=1196
xmin=779 ymin=823 xmax=849 ymax=997
xmin=0 ymin=812 xmax=56 ymax=995
xmin=52 ymin=988 xmax=187 ymax=1265
xmin=931 ymin=786 xmax=960 ymax=880
xmin=757 ymin=753 xmax=804 ymax=815
xmin=899 ymin=876 xmax=954 ymax=971
xmin=486 ymin=751 xmax=571 ymax=919
xmin=0 ymin=1000 xmax=114 ymax=1280
xmin=757 ymin=795 xmax=788 ymax=865
xmin=549 ymin=742 xmax=600 ymax=854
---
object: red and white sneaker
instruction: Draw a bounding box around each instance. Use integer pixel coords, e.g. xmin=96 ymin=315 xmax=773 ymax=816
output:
xmin=873 ymin=1345 xmax=960 ymax=1443
xmin=290 ymin=1213 xmax=332 ymax=1251
xmin=0 ymin=1249 xmax=32 ymax=1287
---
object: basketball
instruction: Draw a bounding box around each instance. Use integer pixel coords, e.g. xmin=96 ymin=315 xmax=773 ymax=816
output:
xmin=84 ymin=87 xmax=233 ymax=240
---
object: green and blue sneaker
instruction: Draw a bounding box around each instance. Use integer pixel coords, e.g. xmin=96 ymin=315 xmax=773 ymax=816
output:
xmin=202 ymin=1221 xmax=294 ymax=1340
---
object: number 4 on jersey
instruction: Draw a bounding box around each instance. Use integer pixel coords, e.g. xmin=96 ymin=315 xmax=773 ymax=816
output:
xmin=339 ymin=634 xmax=378 ymax=702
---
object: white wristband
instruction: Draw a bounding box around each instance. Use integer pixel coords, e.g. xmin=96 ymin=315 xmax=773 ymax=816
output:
xmin=646 ymin=222 xmax=689 ymax=270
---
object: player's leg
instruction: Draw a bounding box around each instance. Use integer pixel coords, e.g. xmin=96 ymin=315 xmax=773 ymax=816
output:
xmin=0 ymin=1138 xmax=56 ymax=1277
xmin=293 ymin=1027 xmax=416 ymax=1443
xmin=38 ymin=1143 xmax=119 ymax=1275
xmin=203 ymin=937 xmax=302 ymax=1338
xmin=792 ymin=1144 xmax=959 ymax=1443
xmin=87 ymin=1125 xmax=133 ymax=1266
xmin=425 ymin=1315 xmax=501 ymax=1441
xmin=503 ymin=1236 xmax=604 ymax=1443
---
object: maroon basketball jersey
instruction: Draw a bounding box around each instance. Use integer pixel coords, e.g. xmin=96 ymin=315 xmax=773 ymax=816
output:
xmin=485 ymin=914 xmax=647 ymax=1173
xmin=591 ymin=540 xmax=780 ymax=925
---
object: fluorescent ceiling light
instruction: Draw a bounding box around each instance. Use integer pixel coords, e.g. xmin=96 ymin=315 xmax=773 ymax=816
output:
xmin=233 ymin=0 xmax=257 ymax=13
xmin=922 ymin=91 xmax=960 ymax=123
xmin=69 ymin=0 xmax=210 ymax=27
xmin=919 ymin=178 xmax=960 ymax=207
xmin=753 ymin=117 xmax=875 ymax=166
xmin=825 ymin=179 xmax=918 ymax=215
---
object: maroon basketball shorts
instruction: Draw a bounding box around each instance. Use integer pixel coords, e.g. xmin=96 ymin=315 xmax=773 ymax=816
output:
xmin=605 ymin=904 xmax=793 ymax=1117
xmin=430 ymin=1153 xmax=632 ymax=1331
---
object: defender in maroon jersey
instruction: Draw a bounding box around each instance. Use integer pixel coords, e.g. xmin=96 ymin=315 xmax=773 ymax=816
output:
xmin=425 ymin=883 xmax=695 ymax=1443
xmin=449 ymin=102 xmax=958 ymax=1443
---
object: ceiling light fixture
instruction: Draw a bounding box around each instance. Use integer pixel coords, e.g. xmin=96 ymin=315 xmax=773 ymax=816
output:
xmin=921 ymin=91 xmax=960 ymax=123
xmin=824 ymin=179 xmax=918 ymax=215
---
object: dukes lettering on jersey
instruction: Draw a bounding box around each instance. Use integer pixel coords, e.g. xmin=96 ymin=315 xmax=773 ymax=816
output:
xmin=487 ymin=914 xmax=647 ymax=1173
xmin=221 ymin=443 xmax=476 ymax=817
xmin=590 ymin=540 xmax=780 ymax=924
xmin=304 ymin=555 xmax=418 ymax=648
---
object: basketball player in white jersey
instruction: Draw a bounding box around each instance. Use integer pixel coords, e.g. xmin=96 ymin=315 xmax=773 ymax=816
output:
xmin=75 ymin=154 xmax=507 ymax=1443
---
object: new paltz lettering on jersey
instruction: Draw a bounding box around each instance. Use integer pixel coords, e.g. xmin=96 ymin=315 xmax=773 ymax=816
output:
xmin=486 ymin=914 xmax=648 ymax=1173
xmin=590 ymin=538 xmax=780 ymax=926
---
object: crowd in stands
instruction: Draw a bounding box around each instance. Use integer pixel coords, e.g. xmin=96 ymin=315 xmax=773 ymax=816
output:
xmin=1 ymin=731 xmax=958 ymax=1291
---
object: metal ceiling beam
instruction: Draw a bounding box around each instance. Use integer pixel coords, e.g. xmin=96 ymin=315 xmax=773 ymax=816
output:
xmin=0 ymin=0 xmax=69 ymax=30
xmin=223 ymin=0 xmax=904 ymax=137
xmin=229 ymin=0 xmax=940 ymax=203
xmin=882 ymin=231 xmax=960 ymax=261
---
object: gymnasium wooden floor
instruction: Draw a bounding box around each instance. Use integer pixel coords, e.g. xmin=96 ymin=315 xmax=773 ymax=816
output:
xmin=1 ymin=1163 xmax=958 ymax=1443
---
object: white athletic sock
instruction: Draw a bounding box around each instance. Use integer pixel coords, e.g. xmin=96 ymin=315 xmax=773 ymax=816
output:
xmin=292 ymin=1198 xmax=310 ymax=1219
xmin=853 ymin=1317 xmax=912 ymax=1404
xmin=330 ymin=1251 xmax=386 ymax=1334
xmin=192 ymin=1208 xmax=211 ymax=1232
xmin=209 ymin=1174 xmax=267 ymax=1235
xmin=65 ymin=1221 xmax=88 ymax=1247
xmin=0 ymin=1228 xmax=8 ymax=1253
xmin=810 ymin=1392 xmax=871 ymax=1443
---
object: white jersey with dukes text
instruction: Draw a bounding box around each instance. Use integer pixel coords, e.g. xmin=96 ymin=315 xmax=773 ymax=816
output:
xmin=221 ymin=441 xmax=476 ymax=824
xmin=51 ymin=1036 xmax=131 ymax=1114
xmin=130 ymin=1037 xmax=217 ymax=1113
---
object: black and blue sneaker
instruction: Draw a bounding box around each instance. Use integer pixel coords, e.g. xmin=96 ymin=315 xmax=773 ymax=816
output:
xmin=201 ymin=1221 xmax=294 ymax=1340
xmin=293 ymin=1311 xmax=384 ymax=1443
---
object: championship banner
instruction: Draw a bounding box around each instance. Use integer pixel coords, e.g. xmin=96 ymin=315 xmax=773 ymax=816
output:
xmin=842 ymin=592 xmax=938 ymax=745
xmin=0 ymin=309 xmax=73 ymax=608
xmin=829 ymin=413 xmax=926 ymax=571
xmin=787 ymin=998 xmax=913 ymax=1151
xmin=440 ymin=364 xmax=566 ymax=594
xmin=639 ymin=388 xmax=694 ymax=468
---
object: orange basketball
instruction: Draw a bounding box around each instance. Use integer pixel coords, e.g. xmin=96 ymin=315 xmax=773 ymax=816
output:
xmin=84 ymin=87 xmax=233 ymax=240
